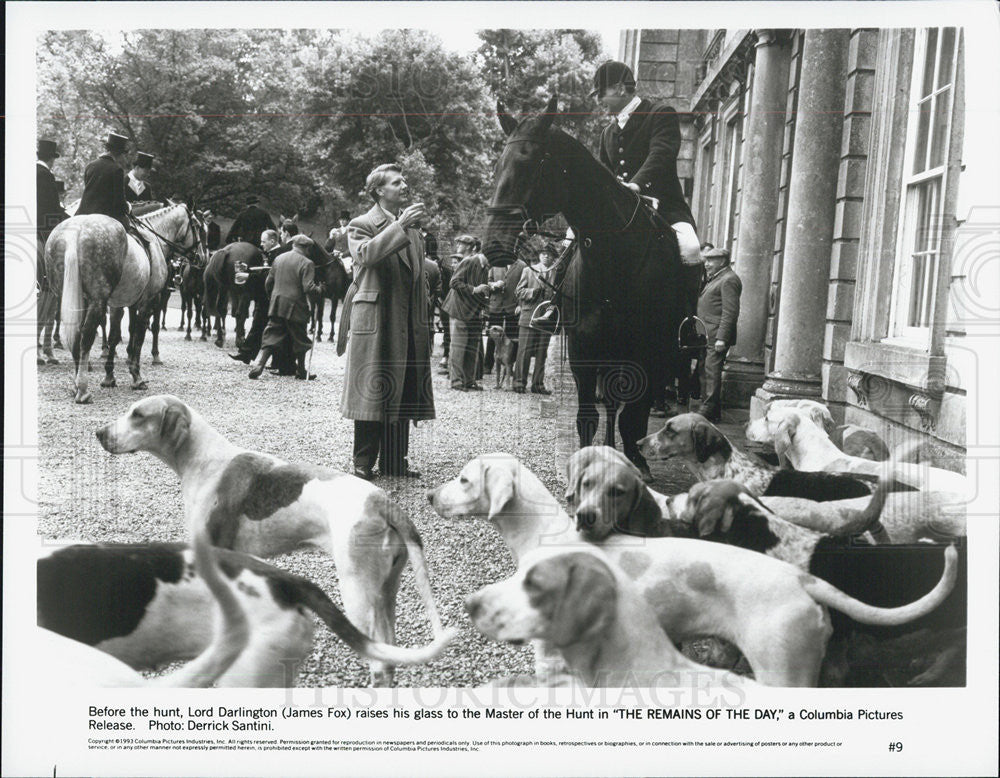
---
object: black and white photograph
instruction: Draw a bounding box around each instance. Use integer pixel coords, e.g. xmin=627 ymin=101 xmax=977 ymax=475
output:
xmin=4 ymin=2 xmax=999 ymax=776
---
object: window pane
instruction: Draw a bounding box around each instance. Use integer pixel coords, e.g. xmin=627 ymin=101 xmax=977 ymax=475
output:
xmin=937 ymin=28 xmax=956 ymax=88
xmin=921 ymin=28 xmax=939 ymax=98
xmin=913 ymin=98 xmax=931 ymax=174
xmin=930 ymin=91 xmax=952 ymax=169
xmin=907 ymin=178 xmax=942 ymax=327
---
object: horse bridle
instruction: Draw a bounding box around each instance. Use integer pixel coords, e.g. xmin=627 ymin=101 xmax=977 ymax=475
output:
xmin=131 ymin=206 xmax=207 ymax=263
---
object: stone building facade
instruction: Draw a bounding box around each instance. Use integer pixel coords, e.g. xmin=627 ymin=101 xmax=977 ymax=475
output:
xmin=618 ymin=27 xmax=997 ymax=467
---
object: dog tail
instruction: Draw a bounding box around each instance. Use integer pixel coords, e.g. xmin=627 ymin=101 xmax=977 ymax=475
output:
xmin=803 ymin=545 xmax=958 ymax=625
xmin=385 ymin=501 xmax=446 ymax=636
xmin=60 ymin=226 xmax=83 ymax=356
xmin=293 ymin=577 xmax=456 ymax=667
xmin=155 ymin=529 xmax=250 ymax=687
xmin=839 ymin=475 xmax=893 ymax=542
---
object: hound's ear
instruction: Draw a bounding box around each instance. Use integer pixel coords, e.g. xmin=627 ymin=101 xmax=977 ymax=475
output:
xmin=691 ymin=419 xmax=733 ymax=463
xmin=484 ymin=464 xmax=516 ymax=520
xmin=626 ymin=480 xmax=664 ymax=534
xmin=497 ymin=100 xmax=517 ymax=136
xmin=538 ymin=94 xmax=559 ymax=133
xmin=564 ymin=449 xmax=597 ymax=506
xmin=773 ymin=415 xmax=800 ymax=460
xmin=542 ymin=553 xmax=617 ymax=648
xmin=806 ymin=403 xmax=835 ymax=435
xmin=160 ymin=401 xmax=191 ymax=449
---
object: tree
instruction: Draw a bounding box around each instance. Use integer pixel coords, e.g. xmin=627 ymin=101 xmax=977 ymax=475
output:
xmin=475 ymin=29 xmax=611 ymax=153
xmin=301 ymin=29 xmax=498 ymax=237
xmin=36 ymin=29 xmax=320 ymax=217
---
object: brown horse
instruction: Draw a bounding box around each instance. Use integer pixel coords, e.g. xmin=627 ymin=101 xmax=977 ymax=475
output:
xmin=44 ymin=204 xmax=207 ymax=403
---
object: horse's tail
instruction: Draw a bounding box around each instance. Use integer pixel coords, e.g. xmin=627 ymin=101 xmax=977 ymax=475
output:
xmin=60 ymin=228 xmax=84 ymax=354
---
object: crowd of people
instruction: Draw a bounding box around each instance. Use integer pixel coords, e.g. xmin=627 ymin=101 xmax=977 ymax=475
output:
xmin=37 ymin=59 xmax=746 ymax=478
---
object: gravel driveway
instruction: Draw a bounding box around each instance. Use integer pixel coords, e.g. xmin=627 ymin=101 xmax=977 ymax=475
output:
xmin=36 ymin=303 xmax=701 ymax=687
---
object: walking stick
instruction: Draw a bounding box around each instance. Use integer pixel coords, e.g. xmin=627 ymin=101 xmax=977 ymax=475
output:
xmin=307 ymin=309 xmax=317 ymax=378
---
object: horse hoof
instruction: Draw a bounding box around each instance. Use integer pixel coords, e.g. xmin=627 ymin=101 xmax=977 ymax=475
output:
xmin=75 ymin=391 xmax=93 ymax=404
xmin=152 ymin=357 xmax=163 ymax=366
xmin=131 ymin=380 xmax=148 ymax=391
xmin=185 ymin=334 xmax=192 ymax=341
xmin=177 ymin=325 xmax=185 ymax=332
xmin=101 ymin=377 xmax=117 ymax=388
xmin=215 ymin=339 xmax=224 ymax=349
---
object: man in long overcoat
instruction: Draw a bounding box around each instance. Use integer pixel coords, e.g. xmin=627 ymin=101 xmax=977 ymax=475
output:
xmin=696 ymin=248 xmax=742 ymax=422
xmin=341 ymin=163 xmax=434 ymax=480
xmin=248 ymin=234 xmax=323 ymax=381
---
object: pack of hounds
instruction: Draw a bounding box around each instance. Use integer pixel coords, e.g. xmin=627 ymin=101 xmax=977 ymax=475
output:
xmin=37 ymin=396 xmax=968 ymax=690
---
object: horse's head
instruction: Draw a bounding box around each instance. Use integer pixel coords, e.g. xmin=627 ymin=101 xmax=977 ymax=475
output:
xmin=484 ymin=95 xmax=564 ymax=267
xmin=184 ymin=206 xmax=211 ymax=266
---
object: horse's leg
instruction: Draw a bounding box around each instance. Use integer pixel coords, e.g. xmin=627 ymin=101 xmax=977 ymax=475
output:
xmin=151 ymin=298 xmax=163 ymax=366
xmin=235 ymin=291 xmax=248 ymax=349
xmin=182 ymin=292 xmax=193 ymax=341
xmin=328 ymin=296 xmax=337 ymax=342
xmin=315 ymin=297 xmax=325 ymax=340
xmin=126 ymin=303 xmax=152 ymax=390
xmin=74 ymin=303 xmax=105 ymax=404
xmin=215 ymin=290 xmax=226 ymax=348
xmin=99 ymin=306 xmax=110 ymax=361
xmin=570 ymin=361 xmax=600 ymax=449
xmin=102 ymin=307 xmax=125 ymax=388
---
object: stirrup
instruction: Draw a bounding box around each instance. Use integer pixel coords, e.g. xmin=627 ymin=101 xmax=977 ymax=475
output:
xmin=529 ymin=301 xmax=560 ymax=335
xmin=678 ymin=316 xmax=708 ymax=351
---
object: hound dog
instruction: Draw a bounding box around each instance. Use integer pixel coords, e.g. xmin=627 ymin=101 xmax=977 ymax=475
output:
xmin=682 ymin=480 xmax=968 ymax=687
xmin=96 ymin=394 xmax=450 ymax=685
xmin=466 ymin=545 xmax=757 ymax=691
xmin=486 ymin=325 xmax=517 ymax=389
xmin=427 ymin=454 xmax=957 ymax=687
xmin=565 ymin=445 xmax=887 ymax=542
xmin=36 ymin=528 xmax=249 ymax=688
xmin=38 ymin=539 xmax=454 ymax=687
xmin=745 ymin=399 xmax=971 ymax=497
xmin=638 ymin=413 xmax=877 ymax=501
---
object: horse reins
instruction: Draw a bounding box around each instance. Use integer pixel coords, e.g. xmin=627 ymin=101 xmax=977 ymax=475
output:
xmin=130 ymin=207 xmax=206 ymax=261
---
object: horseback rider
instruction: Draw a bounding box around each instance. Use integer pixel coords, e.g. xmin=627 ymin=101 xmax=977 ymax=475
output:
xmin=37 ymin=138 xmax=70 ymax=364
xmin=592 ymin=61 xmax=702 ymax=265
xmin=226 ymin=194 xmax=277 ymax=245
xmin=326 ymin=209 xmax=353 ymax=278
xmin=125 ymin=151 xmax=158 ymax=204
xmin=592 ymin=61 xmax=707 ymax=415
xmin=77 ymin=131 xmax=157 ymax=260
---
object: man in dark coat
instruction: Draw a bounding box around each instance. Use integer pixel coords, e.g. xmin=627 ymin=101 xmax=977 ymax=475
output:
xmin=696 ymin=248 xmax=742 ymax=422
xmin=440 ymin=235 xmax=492 ymax=391
xmin=341 ymin=163 xmax=434 ymax=480
xmin=228 ymin=229 xmax=277 ymax=365
xmin=204 ymin=210 xmax=222 ymax=252
xmin=593 ymin=61 xmax=701 ymax=266
xmin=513 ymin=248 xmax=556 ymax=394
xmin=76 ymin=132 xmax=130 ymax=228
xmin=37 ymin=139 xmax=69 ymax=364
xmin=125 ymin=152 xmax=157 ymax=203
xmin=226 ymin=195 xmax=276 ymax=245
xmin=484 ymin=256 xmax=526 ymax=373
xmin=248 ymin=234 xmax=323 ymax=381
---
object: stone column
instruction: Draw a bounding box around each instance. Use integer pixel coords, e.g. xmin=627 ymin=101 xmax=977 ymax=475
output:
xmin=754 ymin=28 xmax=849 ymax=412
xmin=725 ymin=30 xmax=792 ymax=407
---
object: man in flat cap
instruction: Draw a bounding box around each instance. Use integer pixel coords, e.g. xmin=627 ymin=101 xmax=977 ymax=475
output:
xmin=36 ymin=138 xmax=69 ymax=365
xmin=76 ymin=131 xmax=131 ymax=228
xmin=226 ymin=194 xmax=277 ymax=246
xmin=125 ymin=152 xmax=157 ymax=204
xmin=248 ymin=234 xmax=324 ymax=381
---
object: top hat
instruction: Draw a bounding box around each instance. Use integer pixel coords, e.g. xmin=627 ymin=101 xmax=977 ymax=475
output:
xmin=589 ymin=61 xmax=636 ymax=98
xmin=245 ymin=195 xmax=260 ymax=205
xmin=135 ymin=151 xmax=154 ymax=168
xmin=104 ymin=132 xmax=129 ymax=154
xmin=339 ymin=209 xmax=350 ymax=220
xmin=37 ymin=139 xmax=60 ymax=159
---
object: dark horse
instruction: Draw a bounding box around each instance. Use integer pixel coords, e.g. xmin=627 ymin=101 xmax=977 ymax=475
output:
xmin=484 ymin=96 xmax=684 ymax=479
xmin=307 ymin=246 xmax=350 ymax=342
xmin=177 ymin=255 xmax=210 ymax=341
xmin=203 ymin=241 xmax=263 ymax=348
